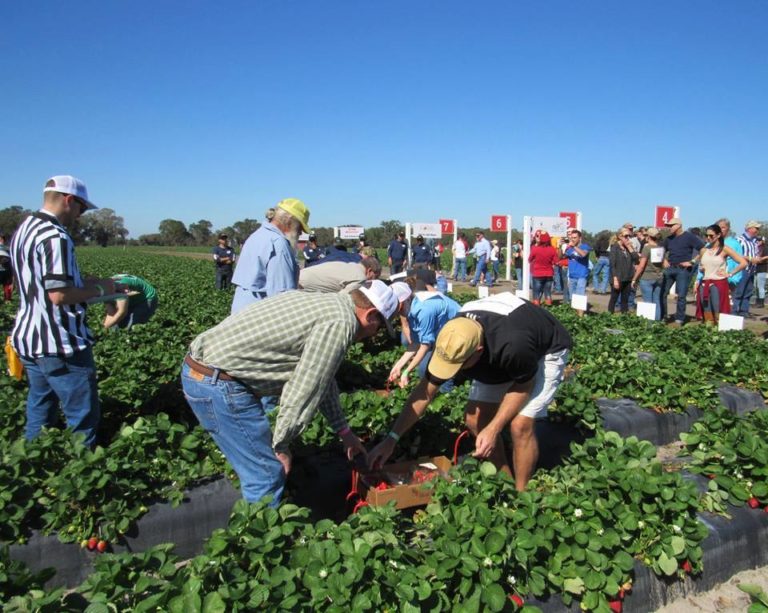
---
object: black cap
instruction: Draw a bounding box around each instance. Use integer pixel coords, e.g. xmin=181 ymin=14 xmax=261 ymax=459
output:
xmin=218 ymin=234 xmax=228 ymax=240
xmin=416 ymin=234 xmax=424 ymax=240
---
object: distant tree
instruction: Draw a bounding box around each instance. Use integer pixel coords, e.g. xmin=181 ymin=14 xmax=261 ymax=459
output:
xmin=231 ymin=218 xmax=260 ymax=245
xmin=379 ymin=220 xmax=404 ymax=241
xmin=189 ymin=219 xmax=213 ymax=245
xmin=137 ymin=233 xmax=163 ymax=246
xmin=0 ymin=205 xmax=31 ymax=238
xmin=158 ymin=219 xmax=191 ymax=245
xmin=79 ymin=208 xmax=129 ymax=247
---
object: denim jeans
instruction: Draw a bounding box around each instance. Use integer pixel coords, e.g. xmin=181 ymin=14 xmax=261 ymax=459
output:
xmin=662 ymin=266 xmax=692 ymax=322
xmin=21 ymin=347 xmax=100 ymax=447
xmin=559 ymin=268 xmax=570 ymax=303
xmin=471 ymin=256 xmax=491 ymax=287
xmin=454 ymin=258 xmax=467 ymax=281
xmin=568 ymin=276 xmax=587 ymax=297
xmin=731 ymin=272 xmax=755 ymax=316
xmin=390 ymin=260 xmax=405 ymax=275
xmin=215 ymin=269 xmax=232 ymax=290
xmin=491 ymin=261 xmax=500 ymax=282
xmin=515 ymin=267 xmax=523 ymax=285
xmin=592 ymin=256 xmax=610 ymax=293
xmin=615 ymin=287 xmax=637 ymax=311
xmin=639 ymin=278 xmax=663 ymax=321
xmin=532 ymin=277 xmax=553 ymax=302
xmin=181 ymin=362 xmax=284 ymax=505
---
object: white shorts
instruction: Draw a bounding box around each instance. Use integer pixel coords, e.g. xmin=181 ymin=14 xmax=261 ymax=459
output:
xmin=467 ymin=349 xmax=570 ymax=419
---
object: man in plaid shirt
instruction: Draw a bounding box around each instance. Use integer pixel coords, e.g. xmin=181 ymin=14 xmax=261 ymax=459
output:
xmin=181 ymin=280 xmax=397 ymax=505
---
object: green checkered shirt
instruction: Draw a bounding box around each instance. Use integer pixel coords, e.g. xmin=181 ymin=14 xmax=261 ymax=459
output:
xmin=189 ymin=291 xmax=358 ymax=451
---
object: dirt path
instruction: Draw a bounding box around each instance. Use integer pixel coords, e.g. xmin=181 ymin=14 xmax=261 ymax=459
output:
xmin=657 ymin=566 xmax=768 ymax=611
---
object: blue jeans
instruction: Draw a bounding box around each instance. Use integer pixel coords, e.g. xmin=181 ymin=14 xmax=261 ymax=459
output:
xmin=21 ymin=347 xmax=100 ymax=447
xmin=515 ymin=267 xmax=523 ymax=285
xmin=662 ymin=266 xmax=692 ymax=322
xmin=559 ymin=268 xmax=570 ymax=303
xmin=732 ymin=272 xmax=755 ymax=316
xmin=453 ymin=258 xmax=467 ymax=281
xmin=532 ymin=277 xmax=553 ymax=302
xmin=181 ymin=362 xmax=284 ymax=505
xmin=491 ymin=261 xmax=500 ymax=282
xmin=215 ymin=269 xmax=232 ymax=290
xmin=471 ymin=256 xmax=491 ymax=287
xmin=390 ymin=260 xmax=405 ymax=275
xmin=568 ymin=276 xmax=587 ymax=297
xmin=639 ymin=278 xmax=663 ymax=321
xmin=592 ymin=256 xmax=610 ymax=293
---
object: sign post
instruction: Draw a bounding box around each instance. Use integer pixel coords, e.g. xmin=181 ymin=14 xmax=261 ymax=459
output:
xmin=440 ymin=219 xmax=458 ymax=277
xmin=654 ymin=205 xmax=680 ymax=228
xmin=559 ymin=211 xmax=582 ymax=232
xmin=491 ymin=214 xmax=513 ymax=282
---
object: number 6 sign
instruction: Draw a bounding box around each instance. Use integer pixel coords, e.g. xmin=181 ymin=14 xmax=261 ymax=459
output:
xmin=491 ymin=215 xmax=508 ymax=232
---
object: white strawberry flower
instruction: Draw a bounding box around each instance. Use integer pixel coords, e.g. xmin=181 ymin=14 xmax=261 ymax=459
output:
xmin=483 ymin=557 xmax=493 ymax=568
xmin=574 ymin=508 xmax=583 ymax=518
xmin=638 ymin=520 xmax=645 ymax=529
xmin=507 ymin=575 xmax=517 ymax=586
xmin=319 ymin=568 xmax=328 ymax=579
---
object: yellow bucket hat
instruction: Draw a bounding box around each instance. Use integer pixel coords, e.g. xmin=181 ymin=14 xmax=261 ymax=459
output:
xmin=276 ymin=198 xmax=310 ymax=233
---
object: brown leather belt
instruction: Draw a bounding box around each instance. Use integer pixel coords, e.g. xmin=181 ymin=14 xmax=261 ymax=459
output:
xmin=184 ymin=354 xmax=236 ymax=381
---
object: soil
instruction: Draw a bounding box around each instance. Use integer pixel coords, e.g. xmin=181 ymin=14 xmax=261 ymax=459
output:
xmin=656 ymin=566 xmax=768 ymax=611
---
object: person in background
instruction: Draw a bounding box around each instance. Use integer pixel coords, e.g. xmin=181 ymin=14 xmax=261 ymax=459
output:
xmin=564 ymin=229 xmax=591 ymax=304
xmin=716 ymin=218 xmax=745 ymax=304
xmin=687 ymin=227 xmax=703 ymax=291
xmin=212 ymin=234 xmax=236 ymax=290
xmin=103 ymin=274 xmax=159 ymax=330
xmin=182 ymin=281 xmax=397 ymax=505
xmin=0 ymin=235 xmax=13 ymax=301
xmin=554 ymin=238 xmax=570 ymax=305
xmin=411 ymin=235 xmax=432 ymax=270
xmin=468 ymin=231 xmax=493 ymax=288
xmin=369 ymin=292 xmax=571 ymax=492
xmin=693 ymin=224 xmax=747 ymax=325
xmin=512 ymin=239 xmax=524 ymax=287
xmin=608 ymin=227 xmax=639 ymax=314
xmin=302 ymin=234 xmax=323 ymax=267
xmin=230 ymin=198 xmax=309 ymax=315
xmin=733 ymin=220 xmax=763 ymax=318
xmin=754 ymin=237 xmax=767 ymax=309
xmin=661 ymin=217 xmax=704 ymax=325
xmin=635 ymin=227 xmax=648 ymax=250
xmin=490 ymin=239 xmax=501 ymax=284
xmin=387 ymin=231 xmax=408 ymax=275
xmin=615 ymin=223 xmax=640 ymax=310
xmin=528 ymin=232 xmax=558 ymax=306
xmin=10 ymin=175 xmax=116 ymax=448
xmin=632 ymin=227 xmax=665 ymax=321
xmin=299 ymin=256 xmax=381 ymax=293
xmin=451 ymin=233 xmax=469 ymax=281
xmin=591 ymin=233 xmax=611 ymax=295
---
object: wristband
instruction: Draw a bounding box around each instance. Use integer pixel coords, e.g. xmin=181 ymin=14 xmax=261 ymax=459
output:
xmin=387 ymin=430 xmax=400 ymax=443
xmin=337 ymin=426 xmax=351 ymax=437
xmin=94 ymin=284 xmax=105 ymax=297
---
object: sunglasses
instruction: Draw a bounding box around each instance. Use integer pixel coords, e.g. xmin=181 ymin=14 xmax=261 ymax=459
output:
xmin=706 ymin=233 xmax=717 ymax=238
xmin=621 ymin=234 xmax=632 ymax=238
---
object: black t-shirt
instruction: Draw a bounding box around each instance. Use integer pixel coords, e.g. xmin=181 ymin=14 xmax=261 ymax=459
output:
xmin=429 ymin=294 xmax=571 ymax=385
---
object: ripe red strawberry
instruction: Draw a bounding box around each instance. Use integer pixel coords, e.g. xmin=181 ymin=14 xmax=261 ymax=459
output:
xmin=748 ymin=497 xmax=760 ymax=509
xmin=763 ymin=505 xmax=768 ymax=513
xmin=87 ymin=536 xmax=98 ymax=551
xmin=375 ymin=482 xmax=389 ymax=491
xmin=96 ymin=540 xmax=108 ymax=553
xmin=682 ymin=560 xmax=692 ymax=574
xmin=608 ymin=598 xmax=623 ymax=613
xmin=508 ymin=594 xmax=523 ymax=607
xmin=707 ymin=474 xmax=716 ymax=480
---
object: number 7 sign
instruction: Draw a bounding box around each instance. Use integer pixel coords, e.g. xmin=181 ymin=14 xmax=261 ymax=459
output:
xmin=439 ymin=219 xmax=455 ymax=234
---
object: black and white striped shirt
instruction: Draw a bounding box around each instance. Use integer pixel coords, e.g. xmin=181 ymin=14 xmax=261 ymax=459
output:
xmin=10 ymin=210 xmax=93 ymax=358
xmin=737 ymin=233 xmax=760 ymax=273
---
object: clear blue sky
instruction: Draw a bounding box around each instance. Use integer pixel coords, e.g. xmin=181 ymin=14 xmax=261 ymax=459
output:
xmin=2 ymin=1 xmax=766 ymax=238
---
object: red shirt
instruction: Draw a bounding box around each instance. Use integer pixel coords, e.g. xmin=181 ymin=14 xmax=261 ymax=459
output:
xmin=528 ymin=244 xmax=558 ymax=278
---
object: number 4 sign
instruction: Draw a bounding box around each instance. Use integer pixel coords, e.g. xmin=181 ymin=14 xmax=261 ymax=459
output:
xmin=655 ymin=206 xmax=678 ymax=228
xmin=491 ymin=215 xmax=508 ymax=232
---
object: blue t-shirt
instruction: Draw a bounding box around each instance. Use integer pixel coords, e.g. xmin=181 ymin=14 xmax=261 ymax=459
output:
xmin=388 ymin=239 xmax=407 ymax=261
xmin=664 ymin=231 xmax=705 ymax=265
xmin=408 ymin=292 xmax=461 ymax=348
xmin=412 ymin=243 xmax=432 ymax=264
xmin=565 ymin=242 xmax=592 ymax=278
xmin=302 ymin=245 xmax=322 ymax=265
xmin=212 ymin=245 xmax=236 ymax=271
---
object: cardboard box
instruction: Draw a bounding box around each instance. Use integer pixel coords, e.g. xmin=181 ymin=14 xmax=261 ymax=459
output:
xmin=359 ymin=456 xmax=452 ymax=509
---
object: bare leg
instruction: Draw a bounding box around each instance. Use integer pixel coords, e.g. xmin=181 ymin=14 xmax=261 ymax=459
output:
xmin=509 ymin=415 xmax=538 ymax=491
xmin=464 ymin=401 xmax=511 ymax=475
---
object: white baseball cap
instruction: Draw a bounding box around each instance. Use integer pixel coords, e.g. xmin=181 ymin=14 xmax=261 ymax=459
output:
xmin=43 ymin=175 xmax=98 ymax=210
xmin=359 ymin=280 xmax=398 ymax=335
xmin=390 ymin=281 xmax=413 ymax=304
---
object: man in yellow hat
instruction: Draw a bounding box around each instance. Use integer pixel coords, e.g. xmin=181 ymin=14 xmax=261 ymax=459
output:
xmin=368 ymin=292 xmax=571 ymax=491
xmin=230 ymin=198 xmax=310 ymax=314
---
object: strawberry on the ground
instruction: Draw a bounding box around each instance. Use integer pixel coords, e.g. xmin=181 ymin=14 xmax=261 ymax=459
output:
xmin=608 ymin=598 xmax=623 ymax=613
xmin=97 ymin=540 xmax=108 ymax=553
xmin=508 ymin=594 xmax=523 ymax=607
xmin=87 ymin=536 xmax=98 ymax=551
xmin=682 ymin=560 xmax=693 ymax=574
xmin=748 ymin=497 xmax=760 ymax=509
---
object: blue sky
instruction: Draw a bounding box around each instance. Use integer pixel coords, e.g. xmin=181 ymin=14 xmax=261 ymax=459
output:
xmin=2 ymin=1 xmax=766 ymax=238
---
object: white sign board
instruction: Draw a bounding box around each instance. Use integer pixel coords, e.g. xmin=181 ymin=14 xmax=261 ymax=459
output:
xmin=571 ymin=294 xmax=588 ymax=311
xmin=531 ymin=216 xmax=568 ymax=237
xmin=410 ymin=223 xmax=442 ymax=239
xmin=718 ymin=314 xmax=744 ymax=331
xmin=636 ymin=302 xmax=657 ymax=320
xmin=516 ymin=288 xmax=531 ymax=300
xmin=337 ymin=226 xmax=365 ymax=240
xmin=478 ymin=286 xmax=490 ymax=298
xmin=447 ymin=282 xmax=453 ymax=293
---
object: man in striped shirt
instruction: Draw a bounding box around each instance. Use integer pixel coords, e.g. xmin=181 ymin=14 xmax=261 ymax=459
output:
xmin=10 ymin=176 xmax=116 ymax=447
xmin=181 ymin=280 xmax=398 ymax=505
xmin=734 ymin=220 xmax=763 ymax=318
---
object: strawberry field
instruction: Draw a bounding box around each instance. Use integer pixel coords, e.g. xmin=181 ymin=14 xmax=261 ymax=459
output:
xmin=2 ymin=247 xmax=768 ymax=612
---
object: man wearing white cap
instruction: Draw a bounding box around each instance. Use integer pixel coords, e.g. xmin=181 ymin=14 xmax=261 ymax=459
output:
xmin=369 ymin=292 xmax=571 ymax=491
xmin=230 ymin=198 xmax=310 ymax=314
xmin=10 ymin=176 xmax=116 ymax=447
xmin=181 ymin=280 xmax=398 ymax=505
xmin=734 ymin=220 xmax=764 ymax=317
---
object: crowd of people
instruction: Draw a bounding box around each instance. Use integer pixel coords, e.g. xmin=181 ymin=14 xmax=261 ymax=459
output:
xmin=5 ymin=174 xmax=766 ymax=510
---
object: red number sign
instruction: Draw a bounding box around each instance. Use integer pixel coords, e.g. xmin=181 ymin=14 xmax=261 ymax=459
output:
xmin=559 ymin=212 xmax=577 ymax=231
xmin=491 ymin=215 xmax=508 ymax=232
xmin=655 ymin=206 xmax=676 ymax=228
xmin=439 ymin=219 xmax=455 ymax=234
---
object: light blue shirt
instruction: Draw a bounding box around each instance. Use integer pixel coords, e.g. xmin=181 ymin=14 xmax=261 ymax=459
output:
xmin=565 ymin=242 xmax=592 ymax=279
xmin=724 ymin=236 xmax=744 ymax=284
xmin=230 ymin=222 xmax=299 ymax=314
xmin=408 ymin=292 xmax=461 ymax=347
xmin=469 ymin=237 xmax=492 ymax=261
